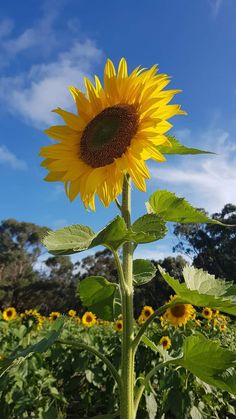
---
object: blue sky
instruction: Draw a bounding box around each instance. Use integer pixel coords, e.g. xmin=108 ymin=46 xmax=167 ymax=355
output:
xmin=0 ymin=0 xmax=235 ymax=262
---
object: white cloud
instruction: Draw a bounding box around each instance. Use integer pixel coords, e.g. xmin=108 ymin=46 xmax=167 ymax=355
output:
xmin=0 ymin=39 xmax=102 ymax=127
xmin=208 ymin=0 xmax=223 ymax=17
xmin=151 ymin=126 xmax=236 ymax=213
xmin=0 ymin=2 xmax=103 ymax=127
xmin=0 ymin=145 xmax=27 ymax=170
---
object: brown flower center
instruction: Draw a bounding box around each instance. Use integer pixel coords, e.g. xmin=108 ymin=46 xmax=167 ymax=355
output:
xmin=144 ymin=309 xmax=151 ymax=317
xmin=86 ymin=315 xmax=93 ymax=322
xmin=7 ymin=310 xmax=12 ymax=317
xmin=170 ymin=305 xmax=186 ymax=318
xmin=80 ymin=105 xmax=139 ymax=168
xmin=162 ymin=340 xmax=168 ymax=347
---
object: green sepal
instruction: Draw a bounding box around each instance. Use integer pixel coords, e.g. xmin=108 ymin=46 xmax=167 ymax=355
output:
xmin=171 ymin=334 xmax=236 ymax=394
xmin=133 ymin=259 xmax=156 ymax=286
xmin=130 ymin=214 xmax=167 ymax=243
xmin=148 ymin=190 xmax=233 ymax=226
xmin=0 ymin=316 xmax=64 ymax=375
xmin=159 ymin=265 xmax=236 ymax=316
xmin=158 ymin=136 xmax=214 ymax=155
xmin=78 ymin=276 xmax=117 ymax=321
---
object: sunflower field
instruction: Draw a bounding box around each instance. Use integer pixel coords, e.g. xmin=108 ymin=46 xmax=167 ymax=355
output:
xmin=1 ymin=305 xmax=236 ymax=419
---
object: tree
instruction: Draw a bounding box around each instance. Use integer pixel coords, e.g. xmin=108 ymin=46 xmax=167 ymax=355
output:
xmin=173 ymin=204 xmax=236 ymax=282
xmin=0 ymin=219 xmax=48 ymax=308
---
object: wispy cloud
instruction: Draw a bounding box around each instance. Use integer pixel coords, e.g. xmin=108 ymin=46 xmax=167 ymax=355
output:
xmin=0 ymin=2 xmax=103 ymax=127
xmin=150 ymin=126 xmax=236 ymax=213
xmin=208 ymin=0 xmax=223 ymax=17
xmin=0 ymin=145 xmax=27 ymax=170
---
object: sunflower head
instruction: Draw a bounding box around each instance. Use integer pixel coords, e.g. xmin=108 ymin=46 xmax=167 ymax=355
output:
xmin=202 ymin=307 xmax=213 ymax=320
xmin=141 ymin=305 xmax=154 ymax=319
xmin=160 ymin=336 xmax=172 ymax=350
xmin=164 ymin=295 xmax=195 ymax=327
xmin=114 ymin=319 xmax=123 ymax=332
xmin=82 ymin=311 xmax=97 ymax=327
xmin=41 ymin=58 xmax=185 ymax=209
xmin=3 ymin=307 xmax=17 ymax=321
xmin=49 ymin=311 xmax=60 ymax=321
xmin=68 ymin=309 xmax=77 ymax=317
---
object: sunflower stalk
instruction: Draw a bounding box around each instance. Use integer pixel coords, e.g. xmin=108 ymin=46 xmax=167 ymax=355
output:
xmin=120 ymin=175 xmax=135 ymax=419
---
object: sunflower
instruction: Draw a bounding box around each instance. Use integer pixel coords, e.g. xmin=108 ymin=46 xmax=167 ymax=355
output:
xmin=82 ymin=311 xmax=97 ymax=327
xmin=202 ymin=307 xmax=212 ymax=320
xmin=2 ymin=307 xmax=17 ymax=321
xmin=68 ymin=309 xmax=77 ymax=317
xmin=160 ymin=336 xmax=172 ymax=350
xmin=49 ymin=311 xmax=60 ymax=321
xmin=114 ymin=319 xmax=123 ymax=332
xmin=21 ymin=309 xmax=43 ymax=330
xmin=163 ymin=295 xmax=195 ymax=327
xmin=40 ymin=58 xmax=185 ymax=209
xmin=141 ymin=305 xmax=154 ymax=319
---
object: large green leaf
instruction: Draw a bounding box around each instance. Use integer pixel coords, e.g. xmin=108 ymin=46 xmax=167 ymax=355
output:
xmin=148 ymin=190 xmax=229 ymax=225
xmin=91 ymin=216 xmax=128 ymax=250
xmin=42 ymin=225 xmax=96 ymax=255
xmin=78 ymin=276 xmax=117 ymax=321
xmin=43 ymin=216 xmax=131 ymax=255
xmin=158 ymin=136 xmax=214 ymax=155
xmin=0 ymin=316 xmax=64 ymax=375
xmin=159 ymin=266 xmax=236 ymax=316
xmin=171 ymin=334 xmax=236 ymax=394
xmin=133 ymin=259 xmax=156 ymax=286
xmin=131 ymin=214 xmax=167 ymax=243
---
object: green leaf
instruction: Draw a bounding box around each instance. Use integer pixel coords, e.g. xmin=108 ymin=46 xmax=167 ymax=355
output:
xmin=78 ymin=276 xmax=117 ymax=321
xmin=159 ymin=265 xmax=236 ymax=316
xmin=91 ymin=216 xmax=128 ymax=250
xmin=133 ymin=259 xmax=156 ymax=286
xmin=158 ymin=136 xmax=214 ymax=155
xmin=171 ymin=334 xmax=236 ymax=394
xmin=148 ymin=190 xmax=229 ymax=225
xmin=131 ymin=214 xmax=167 ymax=243
xmin=42 ymin=225 xmax=96 ymax=255
xmin=0 ymin=316 xmax=64 ymax=375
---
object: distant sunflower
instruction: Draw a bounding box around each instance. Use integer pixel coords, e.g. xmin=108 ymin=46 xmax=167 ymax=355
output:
xmin=160 ymin=336 xmax=172 ymax=350
xmin=114 ymin=319 xmax=123 ymax=332
xmin=141 ymin=305 xmax=154 ymax=320
xmin=3 ymin=307 xmax=17 ymax=321
xmin=41 ymin=58 xmax=185 ymax=209
xmin=202 ymin=307 xmax=212 ymax=320
xmin=49 ymin=311 xmax=60 ymax=321
xmin=163 ymin=295 xmax=195 ymax=327
xmin=82 ymin=311 xmax=97 ymax=327
xmin=68 ymin=309 xmax=77 ymax=317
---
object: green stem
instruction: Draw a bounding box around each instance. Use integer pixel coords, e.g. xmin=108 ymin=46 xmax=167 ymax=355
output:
xmin=133 ymin=361 xmax=171 ymax=415
xmin=120 ymin=175 xmax=135 ymax=419
xmin=57 ymin=339 xmax=122 ymax=390
xmin=133 ymin=302 xmax=180 ymax=353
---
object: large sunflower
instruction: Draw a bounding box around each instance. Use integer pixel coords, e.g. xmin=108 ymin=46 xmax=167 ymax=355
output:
xmin=40 ymin=58 xmax=185 ymax=209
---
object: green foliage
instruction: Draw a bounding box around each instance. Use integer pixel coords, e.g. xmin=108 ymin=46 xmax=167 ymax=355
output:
xmin=159 ymin=265 xmax=236 ymax=315
xmin=171 ymin=334 xmax=236 ymax=394
xmin=133 ymin=260 xmax=156 ymax=286
xmin=158 ymin=136 xmax=214 ymax=155
xmin=148 ymin=190 xmax=229 ymax=225
xmin=0 ymin=317 xmax=64 ymax=375
xmin=78 ymin=276 xmax=117 ymax=321
xmin=131 ymin=214 xmax=167 ymax=243
xmin=42 ymin=224 xmax=96 ymax=255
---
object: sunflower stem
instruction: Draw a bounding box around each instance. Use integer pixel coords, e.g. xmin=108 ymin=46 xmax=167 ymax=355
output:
xmin=120 ymin=175 xmax=135 ymax=419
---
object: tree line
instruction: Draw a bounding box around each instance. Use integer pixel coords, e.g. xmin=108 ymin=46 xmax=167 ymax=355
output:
xmin=0 ymin=203 xmax=235 ymax=316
